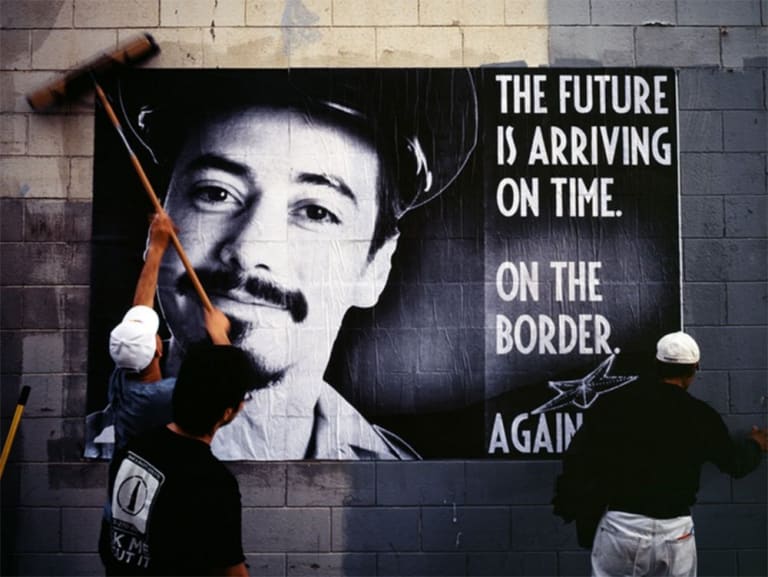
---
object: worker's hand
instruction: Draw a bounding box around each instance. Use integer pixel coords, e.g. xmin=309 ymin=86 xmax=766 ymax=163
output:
xmin=749 ymin=426 xmax=768 ymax=452
xmin=147 ymin=211 xmax=176 ymax=252
xmin=204 ymin=307 xmax=231 ymax=345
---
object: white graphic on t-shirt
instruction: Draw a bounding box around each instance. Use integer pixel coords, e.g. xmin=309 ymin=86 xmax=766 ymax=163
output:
xmin=112 ymin=452 xmax=165 ymax=536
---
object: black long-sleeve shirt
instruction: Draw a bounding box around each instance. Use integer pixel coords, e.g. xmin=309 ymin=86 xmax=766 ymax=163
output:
xmin=558 ymin=377 xmax=762 ymax=521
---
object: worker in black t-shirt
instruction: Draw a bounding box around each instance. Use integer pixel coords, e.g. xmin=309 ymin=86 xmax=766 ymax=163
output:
xmin=99 ymin=343 xmax=259 ymax=576
xmin=553 ymin=331 xmax=768 ymax=577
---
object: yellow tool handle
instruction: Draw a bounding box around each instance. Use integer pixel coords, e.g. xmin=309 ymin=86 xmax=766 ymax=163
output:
xmin=0 ymin=386 xmax=31 ymax=480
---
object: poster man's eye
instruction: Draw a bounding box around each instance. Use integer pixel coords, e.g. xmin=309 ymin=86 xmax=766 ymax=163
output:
xmin=190 ymin=185 xmax=243 ymax=211
xmin=305 ymin=205 xmax=339 ymax=223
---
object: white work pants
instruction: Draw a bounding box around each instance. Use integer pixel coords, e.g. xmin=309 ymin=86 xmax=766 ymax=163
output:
xmin=591 ymin=510 xmax=696 ymax=577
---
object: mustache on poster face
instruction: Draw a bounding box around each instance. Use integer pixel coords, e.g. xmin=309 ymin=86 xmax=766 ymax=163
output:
xmin=175 ymin=268 xmax=309 ymax=323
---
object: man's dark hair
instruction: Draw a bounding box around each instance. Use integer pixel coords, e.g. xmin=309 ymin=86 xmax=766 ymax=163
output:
xmin=172 ymin=344 xmax=257 ymax=436
xmin=656 ymin=361 xmax=697 ymax=380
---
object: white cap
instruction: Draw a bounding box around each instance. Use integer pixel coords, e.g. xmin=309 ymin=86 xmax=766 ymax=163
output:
xmin=109 ymin=305 xmax=160 ymax=372
xmin=656 ymin=331 xmax=700 ymax=365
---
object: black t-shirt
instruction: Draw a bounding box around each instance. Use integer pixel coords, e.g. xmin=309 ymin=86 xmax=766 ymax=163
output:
xmin=558 ymin=377 xmax=761 ymax=520
xmin=99 ymin=426 xmax=245 ymax=576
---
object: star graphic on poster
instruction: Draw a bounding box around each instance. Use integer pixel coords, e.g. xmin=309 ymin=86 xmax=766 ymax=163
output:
xmin=531 ymin=355 xmax=637 ymax=415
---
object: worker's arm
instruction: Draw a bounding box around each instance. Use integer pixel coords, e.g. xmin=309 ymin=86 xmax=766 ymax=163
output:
xmin=204 ymin=307 xmax=231 ymax=345
xmin=133 ymin=212 xmax=175 ymax=308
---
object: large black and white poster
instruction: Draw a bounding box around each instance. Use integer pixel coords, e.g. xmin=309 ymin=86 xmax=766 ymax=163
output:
xmin=86 ymin=68 xmax=680 ymax=460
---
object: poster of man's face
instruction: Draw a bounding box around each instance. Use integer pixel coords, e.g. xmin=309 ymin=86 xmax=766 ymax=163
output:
xmin=88 ymin=68 xmax=680 ymax=460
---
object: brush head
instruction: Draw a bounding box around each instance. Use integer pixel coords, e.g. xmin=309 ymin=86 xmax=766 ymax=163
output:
xmin=26 ymin=33 xmax=160 ymax=112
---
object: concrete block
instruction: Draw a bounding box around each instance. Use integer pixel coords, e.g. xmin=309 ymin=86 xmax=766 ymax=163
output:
xmin=377 ymin=461 xmax=464 ymax=505
xmin=286 ymin=462 xmax=374 ymax=506
xmin=23 ymin=287 xmax=63 ymax=329
xmin=738 ymin=549 xmax=768 ymax=576
xmin=160 ymin=0 xmax=246 ymax=26
xmin=74 ymin=0 xmax=159 ymax=27
xmin=1 ymin=287 xmax=23 ymax=329
xmin=135 ymin=28 xmax=204 ymax=67
xmin=0 ymin=157 xmax=70 ymax=199
xmin=246 ymin=0 xmax=331 ymax=26
xmin=1 ymin=71 xmax=55 ymax=113
xmin=28 ymin=115 xmax=94 ymax=156
xmin=22 ymin=332 xmax=65 ymax=373
xmin=549 ymin=26 xmax=635 ymax=67
xmin=696 ymin=550 xmax=738 ymax=576
xmin=242 ymin=508 xmax=330 ymax=552
xmin=0 ymin=114 xmax=27 ymax=155
xmin=331 ymin=507 xmax=419 ymax=551
xmin=19 ymin=374 xmax=65 ymax=417
xmin=200 ymin=27 xmax=289 ymax=67
xmin=467 ymin=551 xmax=558 ymax=576
xmin=0 ymin=199 xmax=23 ymax=240
xmin=681 ymin=153 xmax=765 ymax=196
xmin=509 ymin=505 xmax=577 ymax=550
xmin=333 ymin=0 xmax=418 ymax=25
xmin=683 ymin=283 xmax=726 ymax=326
xmin=722 ymin=27 xmax=768 ymax=68
xmin=724 ymin=111 xmax=767 ymax=152
xmin=678 ymin=68 xmax=764 ymax=110
xmin=419 ymin=0 xmax=504 ymax=26
xmin=464 ymin=26 xmax=548 ymax=67
xmin=0 ymin=331 xmax=22 ymax=374
xmin=422 ymin=506 xmax=510 ymax=551
xmin=729 ymin=370 xmax=768 ymax=412
xmin=693 ymin=503 xmax=766 ymax=548
xmin=5 ymin=243 xmax=90 ymax=285
xmin=243 ymin=553 xmax=285 ymax=576
xmin=696 ymin=463 xmax=731 ymax=503
xmin=286 ymin=27 xmax=377 ymax=67
xmin=286 ymin=553 xmax=375 ymax=576
xmin=636 ymin=27 xmax=720 ymax=67
xmin=376 ymin=553 xmax=467 ymax=576
xmin=14 ymin=553 xmax=103 ymax=576
xmin=681 ymin=196 xmax=723 ymax=237
xmin=733 ymin=460 xmax=767 ymax=503
xmin=18 ymin=463 xmax=108 ymax=507
xmin=13 ymin=507 xmax=61 ymax=552
xmin=377 ymin=27 xmax=463 ymax=67
xmin=0 ymin=30 xmax=31 ymax=70
xmin=692 ymin=326 xmax=768 ymax=370
xmin=63 ymin=374 xmax=88 ymax=418
xmin=466 ymin=461 xmax=559 ymax=505
xmin=69 ymin=158 xmax=94 ymax=200
xmin=726 ymin=196 xmax=767 ymax=239
xmin=1 ymin=0 xmax=73 ymax=28
xmin=504 ymin=0 xmax=589 ymax=25
xmin=31 ymin=29 xmax=117 ymax=70
xmin=690 ymin=370 xmax=729 ymax=414
xmin=679 ymin=111 xmax=723 ymax=152
xmin=685 ymin=239 xmax=767 ymax=282
xmin=678 ymin=0 xmax=762 ymax=25
xmin=64 ymin=330 xmax=89 ymax=373
xmin=61 ymin=508 xmax=102 ymax=552
xmin=24 ymin=200 xmax=92 ymax=242
xmin=591 ymin=0 xmax=676 ymax=25
xmin=558 ymin=550 xmax=591 ymax=576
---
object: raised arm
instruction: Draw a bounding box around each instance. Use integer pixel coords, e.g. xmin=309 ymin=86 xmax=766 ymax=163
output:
xmin=133 ymin=212 xmax=175 ymax=308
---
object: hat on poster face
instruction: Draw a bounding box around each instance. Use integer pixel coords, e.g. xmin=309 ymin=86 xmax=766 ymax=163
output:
xmin=109 ymin=305 xmax=159 ymax=372
xmin=115 ymin=68 xmax=478 ymax=218
xmin=656 ymin=331 xmax=700 ymax=365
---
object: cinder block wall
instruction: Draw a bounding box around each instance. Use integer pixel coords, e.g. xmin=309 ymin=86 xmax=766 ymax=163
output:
xmin=1 ymin=1 xmax=765 ymax=575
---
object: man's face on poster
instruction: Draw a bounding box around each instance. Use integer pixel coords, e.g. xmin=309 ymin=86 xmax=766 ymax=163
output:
xmin=157 ymin=107 xmax=395 ymax=385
